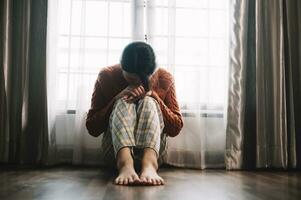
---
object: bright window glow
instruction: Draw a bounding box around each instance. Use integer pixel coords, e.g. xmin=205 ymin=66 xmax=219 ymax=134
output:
xmin=53 ymin=0 xmax=229 ymax=112
xmin=150 ymin=0 xmax=229 ymax=113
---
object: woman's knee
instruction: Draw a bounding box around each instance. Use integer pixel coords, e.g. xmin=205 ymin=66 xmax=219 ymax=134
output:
xmin=138 ymin=96 xmax=158 ymax=108
xmin=111 ymin=98 xmax=135 ymax=115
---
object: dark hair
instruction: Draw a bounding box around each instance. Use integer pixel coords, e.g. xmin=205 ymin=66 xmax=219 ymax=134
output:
xmin=120 ymin=41 xmax=156 ymax=91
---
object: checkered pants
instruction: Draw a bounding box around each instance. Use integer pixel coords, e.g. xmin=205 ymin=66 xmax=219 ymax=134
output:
xmin=100 ymin=96 xmax=167 ymax=169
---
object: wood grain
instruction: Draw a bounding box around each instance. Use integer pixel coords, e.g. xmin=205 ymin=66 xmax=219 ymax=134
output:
xmin=0 ymin=165 xmax=300 ymax=200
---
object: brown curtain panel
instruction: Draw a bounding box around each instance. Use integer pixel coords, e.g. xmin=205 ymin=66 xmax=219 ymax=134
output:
xmin=284 ymin=0 xmax=301 ymax=169
xmin=0 ymin=0 xmax=48 ymax=164
xmin=226 ymin=0 xmax=301 ymax=169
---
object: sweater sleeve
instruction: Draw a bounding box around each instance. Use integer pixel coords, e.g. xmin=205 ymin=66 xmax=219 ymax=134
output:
xmin=85 ymin=74 xmax=117 ymax=137
xmin=150 ymin=79 xmax=184 ymax=137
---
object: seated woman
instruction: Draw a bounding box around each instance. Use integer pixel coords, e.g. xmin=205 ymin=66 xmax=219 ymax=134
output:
xmin=86 ymin=41 xmax=183 ymax=186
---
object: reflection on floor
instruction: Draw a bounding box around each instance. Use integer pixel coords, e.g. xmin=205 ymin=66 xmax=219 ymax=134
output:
xmin=0 ymin=165 xmax=300 ymax=200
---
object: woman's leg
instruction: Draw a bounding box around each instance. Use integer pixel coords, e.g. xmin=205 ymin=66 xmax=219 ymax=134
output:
xmin=135 ymin=96 xmax=165 ymax=185
xmin=106 ymin=98 xmax=140 ymax=185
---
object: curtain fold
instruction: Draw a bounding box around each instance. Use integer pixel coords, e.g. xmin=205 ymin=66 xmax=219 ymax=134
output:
xmin=283 ymin=0 xmax=301 ymax=168
xmin=225 ymin=0 xmax=251 ymax=169
xmin=0 ymin=0 xmax=48 ymax=164
xmin=226 ymin=0 xmax=301 ymax=169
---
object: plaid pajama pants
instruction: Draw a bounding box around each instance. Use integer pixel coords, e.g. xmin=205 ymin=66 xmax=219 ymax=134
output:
xmin=100 ymin=96 xmax=167 ymax=169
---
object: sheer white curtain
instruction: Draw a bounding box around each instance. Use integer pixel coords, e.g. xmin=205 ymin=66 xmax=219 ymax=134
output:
xmin=147 ymin=0 xmax=229 ymax=169
xmin=46 ymin=0 xmax=229 ymax=168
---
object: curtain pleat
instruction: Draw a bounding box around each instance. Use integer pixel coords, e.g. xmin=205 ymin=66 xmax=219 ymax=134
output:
xmin=255 ymin=0 xmax=287 ymax=168
xmin=226 ymin=0 xmax=301 ymax=170
xmin=0 ymin=0 xmax=48 ymax=165
xmin=283 ymin=0 xmax=301 ymax=168
xmin=225 ymin=0 xmax=251 ymax=169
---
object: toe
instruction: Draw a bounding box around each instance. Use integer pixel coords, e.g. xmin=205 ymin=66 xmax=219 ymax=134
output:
xmin=128 ymin=177 xmax=134 ymax=184
xmin=124 ymin=178 xmax=128 ymax=185
xmin=131 ymin=174 xmax=140 ymax=184
xmin=132 ymin=174 xmax=140 ymax=182
xmin=140 ymin=176 xmax=147 ymax=184
xmin=146 ymin=177 xmax=152 ymax=184
xmin=149 ymin=178 xmax=155 ymax=185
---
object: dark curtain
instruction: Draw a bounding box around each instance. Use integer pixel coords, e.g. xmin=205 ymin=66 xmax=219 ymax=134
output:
xmin=283 ymin=0 xmax=301 ymax=169
xmin=225 ymin=0 xmax=301 ymax=169
xmin=0 ymin=0 xmax=48 ymax=165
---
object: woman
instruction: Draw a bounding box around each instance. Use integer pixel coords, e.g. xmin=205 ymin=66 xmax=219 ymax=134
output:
xmin=86 ymin=41 xmax=183 ymax=186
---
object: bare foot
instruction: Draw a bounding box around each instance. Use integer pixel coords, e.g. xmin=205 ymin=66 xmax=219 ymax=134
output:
xmin=114 ymin=165 xmax=141 ymax=185
xmin=139 ymin=165 xmax=165 ymax=186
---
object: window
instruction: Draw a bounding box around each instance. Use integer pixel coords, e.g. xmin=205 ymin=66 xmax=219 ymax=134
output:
xmin=148 ymin=0 xmax=229 ymax=116
xmin=51 ymin=0 xmax=229 ymax=115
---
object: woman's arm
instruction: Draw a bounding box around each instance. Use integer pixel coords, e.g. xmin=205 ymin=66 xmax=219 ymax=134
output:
xmin=149 ymin=78 xmax=184 ymax=137
xmin=86 ymin=73 xmax=117 ymax=137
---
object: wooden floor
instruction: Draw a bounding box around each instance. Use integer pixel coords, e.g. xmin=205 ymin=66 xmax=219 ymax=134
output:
xmin=0 ymin=165 xmax=300 ymax=200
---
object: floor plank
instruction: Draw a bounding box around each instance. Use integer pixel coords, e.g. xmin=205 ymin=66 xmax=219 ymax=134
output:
xmin=0 ymin=165 xmax=300 ymax=200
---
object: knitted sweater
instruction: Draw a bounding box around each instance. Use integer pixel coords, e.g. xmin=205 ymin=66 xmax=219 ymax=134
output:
xmin=86 ymin=64 xmax=184 ymax=138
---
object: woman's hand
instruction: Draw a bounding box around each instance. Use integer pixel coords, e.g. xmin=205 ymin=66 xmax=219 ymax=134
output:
xmin=125 ymin=89 xmax=153 ymax=104
xmin=123 ymin=85 xmax=146 ymax=103
xmin=114 ymin=85 xmax=153 ymax=104
xmin=114 ymin=86 xmax=136 ymax=101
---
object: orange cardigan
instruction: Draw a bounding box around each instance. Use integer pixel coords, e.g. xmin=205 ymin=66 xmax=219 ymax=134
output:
xmin=86 ymin=64 xmax=184 ymax=138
